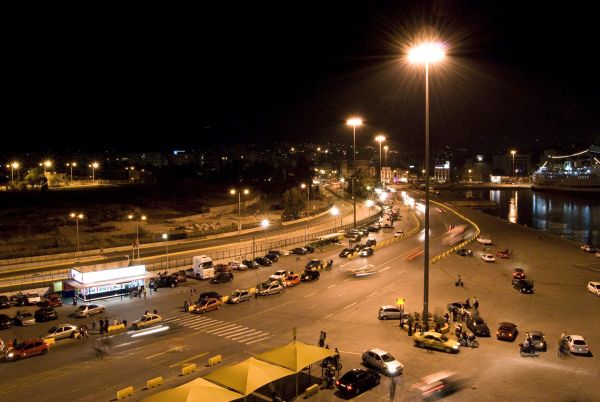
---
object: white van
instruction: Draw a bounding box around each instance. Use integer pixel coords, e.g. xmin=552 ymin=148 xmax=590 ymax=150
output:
xmin=189 ymin=255 xmax=215 ymax=279
xmin=379 ymin=214 xmax=394 ymax=228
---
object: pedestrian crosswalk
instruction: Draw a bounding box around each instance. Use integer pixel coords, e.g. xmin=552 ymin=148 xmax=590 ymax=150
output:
xmin=162 ymin=314 xmax=273 ymax=345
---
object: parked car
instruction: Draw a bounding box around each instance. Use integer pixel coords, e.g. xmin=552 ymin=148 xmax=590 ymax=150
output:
xmin=0 ymin=295 xmax=11 ymax=309
xmin=34 ymin=307 xmax=58 ymax=322
xmin=413 ymin=331 xmax=460 ymax=353
xmin=563 ymin=334 xmax=591 ymax=355
xmin=513 ymin=278 xmax=534 ymax=293
xmin=339 ymin=248 xmax=354 ymax=258
xmin=377 ymin=305 xmax=403 ymax=320
xmin=269 ymin=270 xmax=290 ymax=281
xmin=526 ymin=331 xmax=547 ymax=351
xmin=292 ymin=247 xmax=308 ymax=255
xmin=192 ymin=298 xmax=222 ymax=313
xmin=284 ymin=273 xmax=301 ymax=287
xmin=75 ymin=304 xmax=106 ymax=318
xmin=227 ymin=289 xmax=251 ymax=304
xmin=257 ymin=283 xmax=284 ymax=296
xmin=336 ymin=368 xmax=381 ymax=396
xmin=254 ymin=256 xmax=273 ymax=266
xmin=214 ymin=263 xmax=230 ymax=273
xmin=353 ymin=243 xmax=366 ymax=252
xmin=301 ymin=270 xmax=320 ymax=282
xmin=45 ymin=324 xmax=79 ymax=340
xmin=132 ymin=313 xmax=162 ymax=329
xmin=0 ymin=314 xmax=13 ymax=330
xmin=171 ymin=271 xmax=187 ymax=283
xmin=367 ymin=225 xmax=381 ymax=232
xmin=39 ymin=294 xmax=62 ymax=307
xmin=394 ymin=230 xmax=404 ymax=237
xmin=265 ymin=253 xmax=279 ymax=262
xmin=365 ymin=239 xmax=377 ymax=247
xmin=268 ymin=250 xmax=288 ymax=256
xmin=198 ymin=291 xmax=222 ymax=302
xmin=26 ymin=293 xmax=42 ymax=305
xmin=209 ymin=272 xmax=234 ymax=284
xmin=362 ymin=348 xmax=403 ymax=374
xmin=305 ymin=259 xmax=324 ymax=270
xmin=304 ymin=244 xmax=316 ymax=253
xmin=5 ymin=338 xmax=48 ymax=361
xmin=228 ymin=261 xmax=248 ymax=271
xmin=477 ymin=237 xmax=492 ymax=245
xmin=13 ymin=311 xmax=36 ymax=326
xmin=496 ymin=322 xmax=518 ymax=341
xmin=154 ymin=275 xmax=178 ymax=288
xmin=456 ymin=248 xmax=473 ymax=257
xmin=481 ymin=254 xmax=495 ymax=262
xmin=347 ymin=233 xmax=362 ymax=242
xmin=242 ymin=259 xmax=260 ymax=269
xmin=512 ymin=268 xmax=526 ymax=279
xmin=359 ymin=247 xmax=374 ymax=257
xmin=580 ymin=244 xmax=598 ymax=253
xmin=587 ymin=281 xmax=600 ymax=296
xmin=465 ymin=314 xmax=491 ymax=337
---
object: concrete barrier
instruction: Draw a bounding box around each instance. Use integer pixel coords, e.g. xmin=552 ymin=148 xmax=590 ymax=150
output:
xmin=116 ymin=386 xmax=134 ymax=399
xmin=187 ymin=304 xmax=196 ymax=312
xmin=181 ymin=363 xmax=197 ymax=375
xmin=208 ymin=354 xmax=222 ymax=366
xmin=108 ymin=323 xmax=125 ymax=332
xmin=304 ymin=384 xmax=319 ymax=398
xmin=146 ymin=376 xmax=164 ymax=389
xmin=44 ymin=337 xmax=55 ymax=346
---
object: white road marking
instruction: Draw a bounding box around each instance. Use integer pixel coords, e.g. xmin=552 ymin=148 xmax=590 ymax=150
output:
xmin=204 ymin=323 xmax=238 ymax=333
xmin=246 ymin=335 xmax=273 ymax=345
xmin=379 ymin=266 xmax=390 ymax=272
xmin=366 ymin=291 xmax=378 ymax=298
xmin=218 ymin=327 xmax=249 ymax=337
xmin=208 ymin=325 xmax=243 ymax=335
xmin=230 ymin=330 xmax=264 ymax=341
xmin=225 ymin=329 xmax=257 ymax=339
xmin=304 ymin=292 xmax=317 ymax=298
xmin=327 ymin=284 xmax=336 ymax=288
xmin=319 ymin=313 xmax=333 ymax=321
xmin=340 ymin=262 xmax=351 ymax=267
xmin=344 ymin=302 xmax=357 ymax=310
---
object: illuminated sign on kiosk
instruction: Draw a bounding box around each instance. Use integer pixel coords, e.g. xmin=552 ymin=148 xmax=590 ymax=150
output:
xmin=70 ymin=265 xmax=146 ymax=285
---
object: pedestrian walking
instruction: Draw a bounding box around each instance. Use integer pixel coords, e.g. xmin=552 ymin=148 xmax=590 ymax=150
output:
xmin=456 ymin=274 xmax=463 ymax=287
xmin=444 ymin=312 xmax=449 ymax=324
xmin=474 ymin=299 xmax=479 ymax=310
xmin=153 ymin=309 xmax=158 ymax=315
xmin=465 ymin=298 xmax=471 ymax=308
xmin=81 ymin=325 xmax=89 ymax=338
xmin=408 ymin=322 xmax=413 ymax=336
xmin=143 ymin=288 xmax=147 ymax=299
xmin=123 ymin=319 xmax=128 ymax=328
xmin=99 ymin=319 xmax=104 ymax=334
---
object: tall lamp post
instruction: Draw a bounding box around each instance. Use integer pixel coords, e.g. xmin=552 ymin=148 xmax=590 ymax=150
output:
xmin=230 ymin=188 xmax=250 ymax=242
xmin=383 ymin=145 xmax=389 ymax=183
xmin=69 ymin=212 xmax=84 ymax=258
xmin=41 ymin=160 xmax=52 ymax=174
xmin=375 ymin=134 xmax=386 ymax=187
xmin=347 ymin=117 xmax=363 ymax=228
xmin=10 ymin=162 xmax=20 ymax=183
xmin=330 ymin=206 xmax=340 ymax=231
xmin=128 ymin=213 xmax=147 ymax=260
xmin=300 ymin=183 xmax=311 ymax=215
xmin=260 ymin=219 xmax=270 ymax=255
xmin=408 ymin=40 xmax=446 ymax=329
xmin=510 ymin=150 xmax=517 ymax=177
xmin=89 ymin=162 xmax=99 ymax=183
xmin=340 ymin=178 xmax=345 ymax=202
xmin=126 ymin=166 xmax=135 ymax=182
xmin=162 ymin=233 xmax=169 ymax=269
xmin=66 ymin=162 xmax=77 ymax=183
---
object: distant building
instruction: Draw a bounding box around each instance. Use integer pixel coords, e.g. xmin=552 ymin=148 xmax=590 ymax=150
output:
xmin=434 ymin=161 xmax=450 ymax=183
xmin=492 ymin=153 xmax=533 ymax=176
xmin=381 ymin=167 xmax=393 ymax=184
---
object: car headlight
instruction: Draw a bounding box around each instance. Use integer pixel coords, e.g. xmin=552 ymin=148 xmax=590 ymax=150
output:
xmin=452 ymin=345 xmax=459 ymax=349
xmin=8 ymin=352 xmax=14 ymax=358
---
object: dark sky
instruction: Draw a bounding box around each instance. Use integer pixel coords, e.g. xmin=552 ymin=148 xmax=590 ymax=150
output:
xmin=5 ymin=1 xmax=600 ymax=154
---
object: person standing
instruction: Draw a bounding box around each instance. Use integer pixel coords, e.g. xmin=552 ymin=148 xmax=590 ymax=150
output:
xmin=99 ymin=319 xmax=104 ymax=335
xmin=473 ymin=297 xmax=479 ymax=310
xmin=444 ymin=312 xmax=450 ymax=324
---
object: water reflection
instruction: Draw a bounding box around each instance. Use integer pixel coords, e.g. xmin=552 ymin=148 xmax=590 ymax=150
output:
xmin=508 ymin=191 xmax=518 ymax=223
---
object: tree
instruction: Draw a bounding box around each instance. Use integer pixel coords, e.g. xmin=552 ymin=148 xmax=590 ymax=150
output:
xmin=353 ymin=167 xmax=375 ymax=198
xmin=281 ymin=188 xmax=305 ymax=221
xmin=24 ymin=167 xmax=47 ymax=190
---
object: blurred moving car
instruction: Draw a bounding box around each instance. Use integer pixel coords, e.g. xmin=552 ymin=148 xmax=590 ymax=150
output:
xmin=228 ymin=261 xmax=248 ymax=271
xmin=563 ymin=335 xmax=591 ymax=355
xmin=0 ymin=314 xmax=13 ymax=330
xmin=394 ymin=230 xmax=404 ymax=237
xmin=75 ymin=304 xmax=106 ymax=318
xmin=304 ymin=244 xmax=316 ymax=253
xmin=257 ymin=283 xmax=284 ymax=296
xmin=512 ymin=278 xmax=534 ymax=293
xmin=339 ymin=248 xmax=354 ymax=258
xmin=496 ymin=322 xmax=518 ymax=341
xmin=413 ymin=371 xmax=459 ymax=400
xmin=336 ymin=368 xmax=381 ymax=396
xmin=587 ymin=281 xmax=600 ymax=296
xmin=526 ymin=331 xmax=547 ymax=351
xmin=359 ymin=247 xmax=374 ymax=257
xmin=284 ymin=273 xmax=300 ymax=287
xmin=361 ymin=348 xmax=404 ymax=375
xmin=365 ymin=239 xmax=377 ymax=247
xmin=512 ymin=268 xmax=526 ymax=279
xmin=580 ymin=244 xmax=598 ymax=253
xmin=132 ymin=313 xmax=162 ymax=329
xmin=481 ymin=254 xmax=495 ymax=262
xmin=209 ymin=272 xmax=234 ymax=284
xmin=45 ymin=324 xmax=79 ymax=340
xmin=13 ymin=311 xmax=36 ymax=326
xmin=192 ymin=298 xmax=222 ymax=313
xmin=227 ymin=289 xmax=251 ymax=304
xmin=301 ymin=270 xmax=320 ymax=282
xmin=477 ymin=237 xmax=492 ymax=245
xmin=456 ymin=248 xmax=473 ymax=257
xmin=413 ymin=331 xmax=460 ymax=353
xmin=496 ymin=249 xmax=511 ymax=259
xmin=5 ymin=338 xmax=48 ymax=361
xmin=367 ymin=225 xmax=381 ymax=232
xmin=34 ymin=307 xmax=58 ymax=322
xmin=305 ymin=259 xmax=324 ymax=270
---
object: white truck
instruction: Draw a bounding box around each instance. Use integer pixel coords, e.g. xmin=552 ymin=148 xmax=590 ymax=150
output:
xmin=186 ymin=255 xmax=215 ymax=280
xmin=379 ymin=214 xmax=394 ymax=228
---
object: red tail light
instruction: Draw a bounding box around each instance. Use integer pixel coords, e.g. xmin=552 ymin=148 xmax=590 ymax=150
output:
xmin=347 ymin=385 xmax=353 ymax=391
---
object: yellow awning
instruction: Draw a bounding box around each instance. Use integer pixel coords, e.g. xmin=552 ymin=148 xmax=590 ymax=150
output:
xmin=254 ymin=341 xmax=336 ymax=373
xmin=142 ymin=378 xmax=243 ymax=402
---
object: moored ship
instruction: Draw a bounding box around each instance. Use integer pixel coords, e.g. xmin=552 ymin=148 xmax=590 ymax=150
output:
xmin=532 ymin=146 xmax=600 ymax=193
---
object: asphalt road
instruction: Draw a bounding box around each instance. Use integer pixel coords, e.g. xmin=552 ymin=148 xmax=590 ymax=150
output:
xmin=1 ymin=199 xmax=597 ymax=402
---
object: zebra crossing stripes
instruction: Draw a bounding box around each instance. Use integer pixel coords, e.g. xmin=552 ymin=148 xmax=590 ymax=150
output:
xmin=162 ymin=314 xmax=271 ymax=345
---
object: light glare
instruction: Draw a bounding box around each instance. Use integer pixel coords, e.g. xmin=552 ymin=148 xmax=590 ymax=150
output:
xmin=408 ymin=42 xmax=445 ymax=64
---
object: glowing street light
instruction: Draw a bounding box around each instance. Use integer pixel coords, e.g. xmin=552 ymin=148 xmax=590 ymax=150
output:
xmin=69 ymin=212 xmax=84 ymax=258
xmin=408 ymin=39 xmax=446 ymax=329
xmin=9 ymin=161 xmax=20 ymax=182
xmin=330 ymin=206 xmax=340 ymax=230
xmin=510 ymin=150 xmax=517 ymax=176
xmin=383 ymin=145 xmax=389 ymax=182
xmin=41 ymin=160 xmax=52 ymax=174
xmin=162 ymin=233 xmax=169 ymax=269
xmin=468 ymin=169 xmax=473 ymax=183
xmin=89 ymin=162 xmax=99 ymax=183
xmin=347 ymin=117 xmax=363 ymax=228
xmin=128 ymin=213 xmax=147 ymax=260
xmin=300 ymin=183 xmax=312 ymax=214
xmin=375 ymin=134 xmax=386 ymax=186
xmin=261 ymin=218 xmax=270 ymax=251
xmin=125 ymin=166 xmax=135 ymax=182
xmin=366 ymin=199 xmax=374 ymax=217
xmin=230 ymin=188 xmax=250 ymax=241
xmin=66 ymin=162 xmax=77 ymax=182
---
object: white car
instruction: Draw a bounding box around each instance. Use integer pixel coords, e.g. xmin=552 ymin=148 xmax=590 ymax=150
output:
xmin=269 ymin=270 xmax=289 ymax=281
xmin=362 ymin=348 xmax=404 ymax=375
xmin=75 ymin=304 xmax=106 ymax=318
xmin=257 ymin=283 xmax=284 ymax=296
xmin=45 ymin=324 xmax=79 ymax=340
xmin=564 ymin=335 xmax=591 ymax=355
xmin=394 ymin=230 xmax=404 ymax=237
xmin=227 ymin=261 xmax=248 ymax=271
xmin=477 ymin=237 xmax=492 ymax=245
xmin=587 ymin=281 xmax=600 ymax=296
xmin=26 ymin=293 xmax=41 ymax=305
xmin=132 ymin=313 xmax=162 ymax=329
xmin=481 ymin=254 xmax=495 ymax=262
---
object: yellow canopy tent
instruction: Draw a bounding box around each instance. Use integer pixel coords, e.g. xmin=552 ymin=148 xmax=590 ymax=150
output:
xmin=142 ymin=377 xmax=244 ymax=402
xmin=254 ymin=341 xmax=336 ymax=372
xmin=203 ymin=357 xmax=295 ymax=396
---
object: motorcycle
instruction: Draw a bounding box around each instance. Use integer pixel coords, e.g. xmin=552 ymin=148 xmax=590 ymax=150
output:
xmin=458 ymin=334 xmax=479 ymax=348
xmin=519 ymin=343 xmax=540 ymax=357
xmin=325 ymin=260 xmax=333 ymax=270
xmin=322 ymin=365 xmax=336 ymax=389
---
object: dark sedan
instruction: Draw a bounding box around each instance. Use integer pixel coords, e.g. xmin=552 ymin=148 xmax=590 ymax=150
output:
xmin=0 ymin=314 xmax=13 ymax=329
xmin=466 ymin=315 xmax=491 ymax=337
xmin=512 ymin=279 xmax=534 ymax=293
xmin=209 ymin=272 xmax=234 ymax=284
xmin=254 ymin=257 xmax=273 ymax=266
xmin=303 ymin=245 xmax=316 ymax=253
xmin=0 ymin=295 xmax=11 ymax=309
xmin=292 ymin=247 xmax=308 ymax=255
xmin=496 ymin=322 xmax=519 ymax=341
xmin=527 ymin=331 xmax=547 ymax=351
xmin=198 ymin=291 xmax=222 ymax=302
xmin=456 ymin=248 xmax=473 ymax=257
xmin=301 ymin=270 xmax=320 ymax=282
xmin=34 ymin=307 xmax=58 ymax=322
xmin=242 ymin=259 xmax=260 ymax=269
xmin=339 ymin=248 xmax=354 ymax=258
xmin=336 ymin=368 xmax=381 ymax=396
xmin=265 ymin=253 xmax=279 ymax=262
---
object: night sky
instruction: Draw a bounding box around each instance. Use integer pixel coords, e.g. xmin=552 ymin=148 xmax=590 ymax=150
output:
xmin=5 ymin=1 xmax=600 ymax=154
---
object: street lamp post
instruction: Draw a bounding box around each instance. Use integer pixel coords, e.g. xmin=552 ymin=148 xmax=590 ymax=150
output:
xmin=41 ymin=160 xmax=52 ymax=174
xmin=375 ymin=135 xmax=386 ymax=187
xmin=230 ymin=188 xmax=250 ymax=242
xmin=330 ymin=206 xmax=340 ymax=231
xmin=128 ymin=213 xmax=147 ymax=260
xmin=347 ymin=117 xmax=363 ymax=228
xmin=10 ymin=162 xmax=19 ymax=183
xmin=408 ymin=41 xmax=446 ymax=329
xmin=510 ymin=150 xmax=517 ymax=177
xmin=89 ymin=162 xmax=99 ymax=183
xmin=383 ymin=145 xmax=389 ymax=183
xmin=162 ymin=233 xmax=169 ymax=269
xmin=300 ymin=183 xmax=311 ymax=215
xmin=126 ymin=166 xmax=135 ymax=182
xmin=66 ymin=162 xmax=77 ymax=183
xmin=261 ymin=219 xmax=270 ymax=254
xmin=69 ymin=212 xmax=84 ymax=258
xmin=468 ymin=169 xmax=472 ymax=183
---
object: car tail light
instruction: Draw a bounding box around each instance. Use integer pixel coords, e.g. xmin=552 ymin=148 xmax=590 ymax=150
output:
xmin=347 ymin=385 xmax=352 ymax=391
xmin=335 ymin=380 xmax=340 ymax=386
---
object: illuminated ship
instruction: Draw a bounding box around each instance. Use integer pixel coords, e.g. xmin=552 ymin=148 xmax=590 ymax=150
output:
xmin=532 ymin=146 xmax=600 ymax=193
